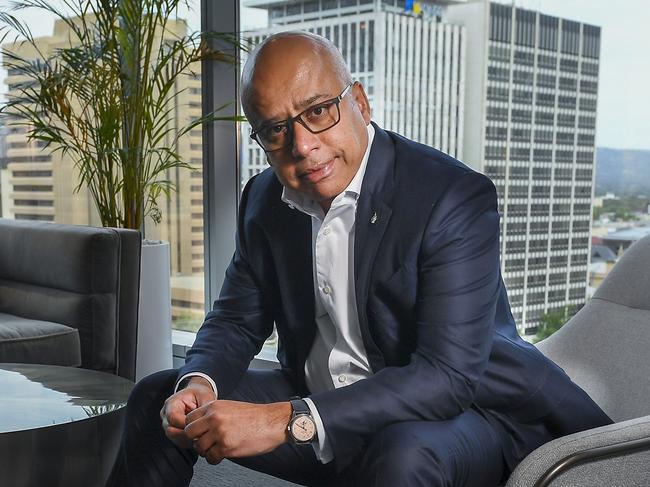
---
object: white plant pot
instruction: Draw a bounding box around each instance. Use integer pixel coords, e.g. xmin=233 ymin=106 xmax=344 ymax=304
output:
xmin=136 ymin=240 xmax=173 ymax=381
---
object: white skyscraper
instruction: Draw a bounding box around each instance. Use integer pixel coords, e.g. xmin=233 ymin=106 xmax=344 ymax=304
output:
xmin=446 ymin=1 xmax=600 ymax=332
xmin=241 ymin=0 xmax=467 ymax=181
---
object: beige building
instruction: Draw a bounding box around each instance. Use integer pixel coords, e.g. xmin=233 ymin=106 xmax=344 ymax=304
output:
xmin=2 ymin=17 xmax=205 ymax=324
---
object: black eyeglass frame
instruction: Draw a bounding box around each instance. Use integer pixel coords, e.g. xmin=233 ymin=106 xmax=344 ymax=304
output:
xmin=249 ymin=82 xmax=355 ymax=153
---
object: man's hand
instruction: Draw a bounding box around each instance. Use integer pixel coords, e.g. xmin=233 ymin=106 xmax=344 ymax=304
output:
xmin=184 ymin=400 xmax=292 ymax=465
xmin=160 ymin=377 xmax=217 ymax=449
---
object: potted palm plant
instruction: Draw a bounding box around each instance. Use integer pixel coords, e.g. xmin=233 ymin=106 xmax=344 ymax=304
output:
xmin=0 ymin=0 xmax=244 ymax=379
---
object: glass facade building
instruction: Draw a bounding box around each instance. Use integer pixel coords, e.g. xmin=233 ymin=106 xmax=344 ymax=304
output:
xmin=447 ymin=1 xmax=600 ymax=332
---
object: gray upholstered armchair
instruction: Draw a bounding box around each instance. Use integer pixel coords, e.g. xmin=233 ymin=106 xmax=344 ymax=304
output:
xmin=189 ymin=237 xmax=650 ymax=487
xmin=0 ymin=218 xmax=141 ymax=381
xmin=507 ymin=234 xmax=650 ymax=486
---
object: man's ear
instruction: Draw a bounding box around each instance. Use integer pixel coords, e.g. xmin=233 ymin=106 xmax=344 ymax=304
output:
xmin=351 ymin=81 xmax=372 ymax=124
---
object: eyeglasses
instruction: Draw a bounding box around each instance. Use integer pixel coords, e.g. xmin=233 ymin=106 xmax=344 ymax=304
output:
xmin=250 ymin=83 xmax=354 ymax=153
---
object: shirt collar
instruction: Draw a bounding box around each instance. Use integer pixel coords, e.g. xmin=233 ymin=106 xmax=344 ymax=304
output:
xmin=281 ymin=123 xmax=375 ymax=214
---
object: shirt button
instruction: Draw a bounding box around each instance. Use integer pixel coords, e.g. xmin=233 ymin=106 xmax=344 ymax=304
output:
xmin=322 ymin=285 xmax=331 ymax=295
xmin=323 ymin=227 xmax=331 ymax=236
xmin=338 ymin=374 xmax=347 ymax=383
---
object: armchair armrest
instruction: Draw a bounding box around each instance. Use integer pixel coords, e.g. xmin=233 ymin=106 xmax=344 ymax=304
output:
xmin=506 ymin=415 xmax=650 ymax=487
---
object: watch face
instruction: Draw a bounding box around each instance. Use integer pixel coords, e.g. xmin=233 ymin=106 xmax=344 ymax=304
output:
xmin=290 ymin=414 xmax=316 ymax=442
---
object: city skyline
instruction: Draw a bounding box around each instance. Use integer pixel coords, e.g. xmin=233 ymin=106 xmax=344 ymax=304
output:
xmin=1 ymin=1 xmax=647 ymax=150
xmin=248 ymin=0 xmax=650 ymax=152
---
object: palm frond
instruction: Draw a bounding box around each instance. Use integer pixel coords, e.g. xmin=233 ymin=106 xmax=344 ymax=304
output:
xmin=1 ymin=0 xmax=242 ymax=230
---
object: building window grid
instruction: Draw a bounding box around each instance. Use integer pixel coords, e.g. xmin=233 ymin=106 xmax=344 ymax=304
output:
xmin=484 ymin=7 xmax=595 ymax=330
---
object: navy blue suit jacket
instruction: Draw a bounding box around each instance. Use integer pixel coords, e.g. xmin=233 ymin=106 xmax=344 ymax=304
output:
xmin=180 ymin=124 xmax=611 ymax=471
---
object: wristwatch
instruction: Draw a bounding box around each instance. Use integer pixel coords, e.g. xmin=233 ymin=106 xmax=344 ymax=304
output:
xmin=288 ymin=397 xmax=317 ymax=444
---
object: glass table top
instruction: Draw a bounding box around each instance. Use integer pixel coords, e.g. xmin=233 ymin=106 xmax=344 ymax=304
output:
xmin=0 ymin=363 xmax=133 ymax=434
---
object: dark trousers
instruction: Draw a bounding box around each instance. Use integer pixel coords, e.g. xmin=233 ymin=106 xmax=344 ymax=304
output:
xmin=108 ymin=368 xmax=550 ymax=487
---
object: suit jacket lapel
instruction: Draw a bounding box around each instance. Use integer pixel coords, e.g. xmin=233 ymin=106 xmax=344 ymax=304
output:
xmin=271 ymin=200 xmax=316 ymax=374
xmin=354 ymin=124 xmax=396 ymax=371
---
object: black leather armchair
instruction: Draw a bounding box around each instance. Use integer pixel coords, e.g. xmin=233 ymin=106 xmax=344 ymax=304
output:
xmin=0 ymin=218 xmax=141 ymax=381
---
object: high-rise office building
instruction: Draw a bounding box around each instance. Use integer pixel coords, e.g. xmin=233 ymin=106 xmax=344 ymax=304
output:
xmin=446 ymin=1 xmax=600 ymax=332
xmin=1 ymin=17 xmax=206 ymax=322
xmin=241 ymin=0 xmax=467 ymax=181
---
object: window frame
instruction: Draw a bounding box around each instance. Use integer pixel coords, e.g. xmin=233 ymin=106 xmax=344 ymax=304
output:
xmin=201 ymin=0 xmax=240 ymax=310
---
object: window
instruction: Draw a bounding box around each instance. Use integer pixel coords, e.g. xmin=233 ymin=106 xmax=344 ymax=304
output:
xmin=537 ymin=72 xmax=556 ymax=88
xmin=515 ymin=8 xmax=536 ymax=47
xmin=3 ymin=0 xmax=628 ymax=345
xmin=561 ymin=20 xmax=580 ymax=55
xmin=535 ymin=130 xmax=553 ymax=143
xmin=537 ymin=93 xmax=555 ymax=107
xmin=536 ymin=111 xmax=555 ymax=126
xmin=486 ymin=126 xmax=508 ymax=141
xmin=0 ymin=2 xmax=208 ymax=334
xmin=513 ymin=89 xmax=533 ymax=104
xmin=557 ymin=113 xmax=575 ymax=127
xmin=514 ymin=49 xmax=534 ymax=66
xmin=490 ymin=3 xmax=512 ymax=43
xmin=558 ymin=95 xmax=576 ymax=109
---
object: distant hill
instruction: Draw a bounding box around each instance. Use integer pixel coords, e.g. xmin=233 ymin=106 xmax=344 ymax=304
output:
xmin=595 ymin=148 xmax=650 ymax=197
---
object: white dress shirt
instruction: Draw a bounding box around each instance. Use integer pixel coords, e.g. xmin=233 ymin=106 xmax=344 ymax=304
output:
xmin=178 ymin=123 xmax=376 ymax=465
xmin=281 ymin=123 xmax=375 ymax=463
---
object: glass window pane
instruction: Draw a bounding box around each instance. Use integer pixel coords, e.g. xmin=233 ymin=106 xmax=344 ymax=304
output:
xmin=240 ymin=3 xmax=276 ymax=355
xmin=0 ymin=1 xmax=205 ymax=333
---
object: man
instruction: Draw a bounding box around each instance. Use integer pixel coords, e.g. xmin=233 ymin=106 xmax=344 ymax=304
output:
xmin=111 ymin=32 xmax=611 ymax=486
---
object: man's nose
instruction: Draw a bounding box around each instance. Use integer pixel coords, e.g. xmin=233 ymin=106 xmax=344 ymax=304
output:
xmin=291 ymin=120 xmax=320 ymax=158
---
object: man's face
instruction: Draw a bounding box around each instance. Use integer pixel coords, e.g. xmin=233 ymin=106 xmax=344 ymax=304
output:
xmin=245 ymin=42 xmax=371 ymax=210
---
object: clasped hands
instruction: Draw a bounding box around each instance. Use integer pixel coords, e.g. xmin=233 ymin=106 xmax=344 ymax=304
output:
xmin=160 ymin=377 xmax=292 ymax=465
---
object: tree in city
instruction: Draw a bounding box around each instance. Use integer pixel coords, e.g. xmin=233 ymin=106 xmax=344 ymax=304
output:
xmin=534 ymin=305 xmax=578 ymax=343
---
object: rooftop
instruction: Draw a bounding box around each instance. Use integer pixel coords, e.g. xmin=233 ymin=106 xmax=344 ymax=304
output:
xmin=591 ymin=244 xmax=618 ymax=263
xmin=244 ymin=0 xmax=468 ymax=8
xmin=602 ymin=225 xmax=650 ymax=243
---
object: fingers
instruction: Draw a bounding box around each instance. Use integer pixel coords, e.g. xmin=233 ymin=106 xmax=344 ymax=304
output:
xmin=184 ymin=427 xmax=233 ymax=462
xmin=163 ymin=395 xmax=189 ymax=430
xmin=204 ymin=444 xmax=225 ymax=465
xmin=184 ymin=412 xmax=211 ymax=440
xmin=185 ymin=379 xmax=217 ymax=406
xmin=185 ymin=402 xmax=210 ymax=425
xmin=161 ymin=404 xmax=193 ymax=449
xmin=191 ymin=430 xmax=215 ymax=457
xmin=191 ymin=426 xmax=229 ymax=463
xmin=166 ymin=425 xmax=194 ymax=450
xmin=160 ymin=389 xmax=204 ymax=449
xmin=162 ymin=387 xmax=211 ymax=430
xmin=183 ymin=404 xmax=228 ymax=459
xmin=185 ymin=408 xmax=221 ymax=456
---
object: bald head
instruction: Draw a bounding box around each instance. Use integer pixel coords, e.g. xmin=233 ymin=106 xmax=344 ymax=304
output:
xmin=241 ymin=31 xmax=352 ymax=120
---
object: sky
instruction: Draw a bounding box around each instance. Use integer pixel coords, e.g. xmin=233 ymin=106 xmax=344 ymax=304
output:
xmin=1 ymin=0 xmax=648 ymax=150
xmin=505 ymin=0 xmax=650 ymax=150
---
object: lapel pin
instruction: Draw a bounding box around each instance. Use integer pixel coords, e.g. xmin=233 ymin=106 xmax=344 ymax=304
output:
xmin=370 ymin=212 xmax=378 ymax=224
